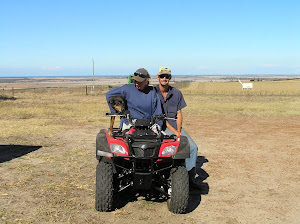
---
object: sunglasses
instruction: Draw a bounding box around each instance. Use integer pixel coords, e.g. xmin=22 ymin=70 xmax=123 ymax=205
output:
xmin=159 ymin=74 xmax=171 ymax=79
xmin=134 ymin=72 xmax=147 ymax=78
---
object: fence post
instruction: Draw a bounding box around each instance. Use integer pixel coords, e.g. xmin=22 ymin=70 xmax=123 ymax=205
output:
xmin=86 ymin=86 xmax=88 ymax=95
xmin=12 ymin=87 xmax=14 ymax=98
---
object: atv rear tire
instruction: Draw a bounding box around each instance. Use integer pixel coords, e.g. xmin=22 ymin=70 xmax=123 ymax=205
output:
xmin=167 ymin=166 xmax=189 ymax=214
xmin=95 ymin=162 xmax=114 ymax=212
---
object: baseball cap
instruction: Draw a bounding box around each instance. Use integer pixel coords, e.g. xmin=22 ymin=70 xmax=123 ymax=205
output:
xmin=157 ymin=67 xmax=171 ymax=75
xmin=131 ymin=68 xmax=151 ymax=82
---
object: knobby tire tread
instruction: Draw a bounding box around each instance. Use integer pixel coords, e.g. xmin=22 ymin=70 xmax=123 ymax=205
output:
xmin=95 ymin=162 xmax=114 ymax=212
xmin=168 ymin=166 xmax=189 ymax=214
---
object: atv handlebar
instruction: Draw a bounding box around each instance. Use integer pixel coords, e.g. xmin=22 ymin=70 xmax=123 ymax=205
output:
xmin=106 ymin=110 xmax=130 ymax=117
xmin=105 ymin=111 xmax=177 ymax=138
xmin=106 ymin=112 xmax=176 ymax=122
xmin=153 ymin=114 xmax=176 ymax=121
xmin=106 ymin=113 xmax=125 ymax=117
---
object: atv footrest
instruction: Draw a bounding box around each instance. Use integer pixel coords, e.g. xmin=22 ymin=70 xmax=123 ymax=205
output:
xmin=133 ymin=173 xmax=152 ymax=189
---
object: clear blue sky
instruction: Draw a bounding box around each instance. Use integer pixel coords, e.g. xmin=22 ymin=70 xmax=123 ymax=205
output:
xmin=0 ymin=0 xmax=299 ymax=77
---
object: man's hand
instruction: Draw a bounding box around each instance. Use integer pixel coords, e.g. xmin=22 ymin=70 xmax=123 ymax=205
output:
xmin=174 ymin=130 xmax=182 ymax=136
xmin=166 ymin=121 xmax=180 ymax=136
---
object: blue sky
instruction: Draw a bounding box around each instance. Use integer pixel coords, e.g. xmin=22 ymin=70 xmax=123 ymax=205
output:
xmin=0 ymin=0 xmax=299 ymax=77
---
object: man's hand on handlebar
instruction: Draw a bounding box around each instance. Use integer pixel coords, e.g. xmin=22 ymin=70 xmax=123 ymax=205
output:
xmin=174 ymin=130 xmax=182 ymax=136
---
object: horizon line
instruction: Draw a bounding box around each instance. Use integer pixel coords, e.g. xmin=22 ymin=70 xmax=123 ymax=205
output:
xmin=1 ymin=74 xmax=300 ymax=79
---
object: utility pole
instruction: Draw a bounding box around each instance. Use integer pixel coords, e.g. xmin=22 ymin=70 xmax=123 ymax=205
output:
xmin=92 ymin=58 xmax=95 ymax=91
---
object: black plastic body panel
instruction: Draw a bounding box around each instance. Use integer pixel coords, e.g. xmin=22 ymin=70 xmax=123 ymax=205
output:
xmin=96 ymin=129 xmax=110 ymax=160
xmin=172 ymin=136 xmax=190 ymax=159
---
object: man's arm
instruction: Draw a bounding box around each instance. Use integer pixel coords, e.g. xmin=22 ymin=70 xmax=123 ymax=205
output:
xmin=176 ymin=109 xmax=183 ymax=133
xmin=152 ymin=93 xmax=163 ymax=128
xmin=166 ymin=109 xmax=183 ymax=136
xmin=106 ymin=85 xmax=126 ymax=112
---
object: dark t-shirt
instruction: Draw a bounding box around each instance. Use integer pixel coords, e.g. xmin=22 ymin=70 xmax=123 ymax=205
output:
xmin=155 ymin=85 xmax=187 ymax=130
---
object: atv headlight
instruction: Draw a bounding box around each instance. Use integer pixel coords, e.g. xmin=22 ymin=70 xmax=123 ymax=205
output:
xmin=161 ymin=145 xmax=177 ymax=155
xmin=110 ymin=143 xmax=126 ymax=155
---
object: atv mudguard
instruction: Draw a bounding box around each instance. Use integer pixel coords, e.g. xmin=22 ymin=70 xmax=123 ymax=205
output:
xmin=96 ymin=129 xmax=117 ymax=173
xmin=171 ymin=136 xmax=190 ymax=160
xmin=96 ymin=129 xmax=111 ymax=160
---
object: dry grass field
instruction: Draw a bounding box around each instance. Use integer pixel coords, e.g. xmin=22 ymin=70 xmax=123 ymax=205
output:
xmin=1 ymin=79 xmax=300 ymax=223
xmin=174 ymin=79 xmax=300 ymax=96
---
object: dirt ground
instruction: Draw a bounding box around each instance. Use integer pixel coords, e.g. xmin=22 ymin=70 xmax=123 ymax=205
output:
xmin=1 ymin=115 xmax=299 ymax=223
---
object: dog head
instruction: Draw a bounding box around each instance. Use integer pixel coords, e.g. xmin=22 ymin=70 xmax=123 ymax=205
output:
xmin=109 ymin=96 xmax=126 ymax=113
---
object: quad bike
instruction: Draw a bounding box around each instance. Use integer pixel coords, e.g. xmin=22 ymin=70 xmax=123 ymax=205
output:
xmin=95 ymin=111 xmax=190 ymax=214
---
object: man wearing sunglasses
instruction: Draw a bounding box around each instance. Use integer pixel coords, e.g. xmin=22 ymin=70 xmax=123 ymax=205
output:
xmin=155 ymin=67 xmax=200 ymax=189
xmin=106 ymin=68 xmax=162 ymax=130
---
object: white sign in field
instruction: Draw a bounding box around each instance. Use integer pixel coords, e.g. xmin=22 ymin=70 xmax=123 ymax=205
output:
xmin=238 ymin=79 xmax=253 ymax=89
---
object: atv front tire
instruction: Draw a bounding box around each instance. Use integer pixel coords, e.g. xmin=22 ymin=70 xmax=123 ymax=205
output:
xmin=95 ymin=162 xmax=114 ymax=211
xmin=167 ymin=166 xmax=189 ymax=214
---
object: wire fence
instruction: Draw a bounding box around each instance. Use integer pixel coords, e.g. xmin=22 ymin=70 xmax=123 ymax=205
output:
xmin=1 ymin=81 xmax=300 ymax=99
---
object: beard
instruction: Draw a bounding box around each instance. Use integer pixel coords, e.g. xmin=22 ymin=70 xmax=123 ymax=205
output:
xmin=160 ymin=81 xmax=169 ymax=87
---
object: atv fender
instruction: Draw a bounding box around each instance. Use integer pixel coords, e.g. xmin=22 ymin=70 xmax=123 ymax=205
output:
xmin=172 ymin=136 xmax=190 ymax=159
xmin=99 ymin=157 xmax=116 ymax=173
xmin=96 ymin=129 xmax=111 ymax=160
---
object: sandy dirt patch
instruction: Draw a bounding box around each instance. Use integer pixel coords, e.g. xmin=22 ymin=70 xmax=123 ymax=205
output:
xmin=1 ymin=115 xmax=299 ymax=223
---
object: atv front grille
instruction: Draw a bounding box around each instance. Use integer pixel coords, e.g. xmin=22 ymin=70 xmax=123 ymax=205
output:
xmin=133 ymin=147 xmax=155 ymax=157
xmin=131 ymin=139 xmax=157 ymax=158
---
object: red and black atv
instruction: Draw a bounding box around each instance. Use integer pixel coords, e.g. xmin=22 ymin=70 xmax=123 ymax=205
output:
xmin=95 ymin=111 xmax=190 ymax=214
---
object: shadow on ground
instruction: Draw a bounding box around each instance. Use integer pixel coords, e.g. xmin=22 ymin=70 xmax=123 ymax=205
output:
xmin=0 ymin=145 xmax=42 ymax=163
xmin=186 ymin=156 xmax=210 ymax=213
xmin=0 ymin=96 xmax=16 ymax=101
